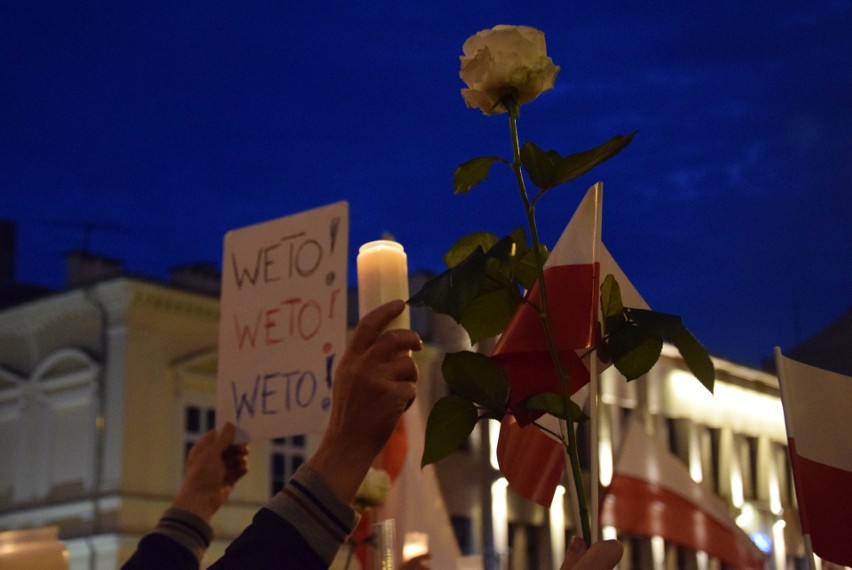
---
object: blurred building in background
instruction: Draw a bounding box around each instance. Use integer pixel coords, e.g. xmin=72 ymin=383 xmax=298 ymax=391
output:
xmin=1 ymin=224 xmax=847 ymax=569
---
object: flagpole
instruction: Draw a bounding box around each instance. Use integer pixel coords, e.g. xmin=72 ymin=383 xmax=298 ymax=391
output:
xmin=803 ymin=534 xmax=817 ymax=570
xmin=589 ymin=356 xmax=600 ymax=543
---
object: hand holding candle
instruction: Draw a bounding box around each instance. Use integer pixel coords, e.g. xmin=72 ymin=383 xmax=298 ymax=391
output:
xmin=357 ymin=240 xmax=410 ymax=331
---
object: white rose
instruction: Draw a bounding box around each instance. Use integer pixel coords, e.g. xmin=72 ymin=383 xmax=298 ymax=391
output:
xmin=459 ymin=25 xmax=560 ymax=115
xmin=354 ymin=467 xmax=392 ymax=509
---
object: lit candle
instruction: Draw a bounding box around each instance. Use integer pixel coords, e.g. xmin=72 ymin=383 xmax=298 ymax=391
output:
xmin=357 ymin=240 xmax=410 ymax=330
xmin=402 ymin=531 xmax=429 ymax=562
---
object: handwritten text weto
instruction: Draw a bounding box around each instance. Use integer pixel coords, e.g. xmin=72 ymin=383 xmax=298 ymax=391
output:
xmin=216 ymin=201 xmax=348 ymax=442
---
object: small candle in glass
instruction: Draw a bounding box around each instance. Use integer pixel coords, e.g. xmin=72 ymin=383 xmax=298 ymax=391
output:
xmin=402 ymin=531 xmax=429 ymax=562
xmin=357 ymin=240 xmax=410 ymax=330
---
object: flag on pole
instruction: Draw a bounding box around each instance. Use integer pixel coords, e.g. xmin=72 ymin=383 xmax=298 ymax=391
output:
xmin=601 ymin=418 xmax=765 ymax=569
xmin=774 ymin=349 xmax=852 ymax=567
xmin=492 ymin=182 xmax=649 ymax=506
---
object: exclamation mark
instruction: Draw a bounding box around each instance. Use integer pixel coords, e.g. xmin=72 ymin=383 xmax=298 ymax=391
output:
xmin=326 ymin=351 xmax=336 ymax=387
xmin=329 ymin=216 xmax=340 ymax=254
xmin=322 ymin=345 xmax=335 ymax=411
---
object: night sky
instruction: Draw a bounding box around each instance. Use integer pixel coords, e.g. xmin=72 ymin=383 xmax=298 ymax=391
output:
xmin=2 ymin=2 xmax=851 ymax=368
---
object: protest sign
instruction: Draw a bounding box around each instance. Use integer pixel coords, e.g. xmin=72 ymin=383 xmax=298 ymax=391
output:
xmin=216 ymin=201 xmax=348 ymax=442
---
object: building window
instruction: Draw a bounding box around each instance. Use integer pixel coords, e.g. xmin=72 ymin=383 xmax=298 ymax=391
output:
xmin=708 ymin=427 xmax=721 ymax=494
xmin=748 ymin=435 xmax=760 ymax=500
xmin=184 ymin=405 xmax=216 ymax=459
xmin=508 ymin=523 xmax=540 ymax=569
xmin=270 ymin=435 xmax=306 ymax=495
xmin=666 ymin=417 xmax=679 ymax=456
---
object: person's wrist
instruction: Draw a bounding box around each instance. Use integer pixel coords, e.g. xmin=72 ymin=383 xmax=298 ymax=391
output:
xmin=171 ymin=488 xmax=218 ymax=522
xmin=308 ymin=434 xmax=375 ymax=504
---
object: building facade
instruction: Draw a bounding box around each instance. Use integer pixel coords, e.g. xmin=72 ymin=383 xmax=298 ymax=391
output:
xmin=0 ymin=255 xmax=827 ymax=569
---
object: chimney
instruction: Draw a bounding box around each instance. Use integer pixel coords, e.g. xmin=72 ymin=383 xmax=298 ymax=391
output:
xmin=0 ymin=221 xmax=14 ymax=288
xmin=66 ymin=250 xmax=123 ymax=287
xmin=170 ymin=262 xmax=221 ymax=295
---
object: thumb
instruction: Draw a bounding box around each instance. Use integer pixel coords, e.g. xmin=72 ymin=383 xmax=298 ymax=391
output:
xmin=213 ymin=422 xmax=237 ymax=452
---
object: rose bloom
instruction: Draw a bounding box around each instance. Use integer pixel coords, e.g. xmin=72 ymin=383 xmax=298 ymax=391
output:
xmin=460 ymin=25 xmax=560 ymax=115
xmin=353 ymin=467 xmax=392 ymax=509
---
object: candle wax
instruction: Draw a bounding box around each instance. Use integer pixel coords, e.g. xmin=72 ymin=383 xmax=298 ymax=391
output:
xmin=357 ymin=240 xmax=410 ymax=330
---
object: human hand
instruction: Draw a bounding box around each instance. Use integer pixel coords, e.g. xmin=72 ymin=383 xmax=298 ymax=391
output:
xmin=561 ymin=537 xmax=623 ymax=570
xmin=171 ymin=422 xmax=250 ymax=521
xmin=308 ymin=300 xmax=422 ymax=502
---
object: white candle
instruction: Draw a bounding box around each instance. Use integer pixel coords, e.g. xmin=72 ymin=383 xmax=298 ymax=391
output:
xmin=357 ymin=240 xmax=410 ymax=330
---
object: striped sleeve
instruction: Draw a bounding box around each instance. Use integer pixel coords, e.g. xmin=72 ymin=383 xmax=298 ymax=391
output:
xmin=266 ymin=463 xmax=359 ymax=565
xmin=152 ymin=507 xmax=213 ymax=562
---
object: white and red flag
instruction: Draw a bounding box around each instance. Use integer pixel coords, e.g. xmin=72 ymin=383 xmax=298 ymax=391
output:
xmin=601 ymin=418 xmax=765 ymax=569
xmin=774 ymin=349 xmax=852 ymax=567
xmin=491 ymin=182 xmax=648 ymax=506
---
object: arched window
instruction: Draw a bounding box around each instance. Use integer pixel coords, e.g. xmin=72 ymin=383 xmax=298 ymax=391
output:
xmin=0 ymin=347 xmax=99 ymax=503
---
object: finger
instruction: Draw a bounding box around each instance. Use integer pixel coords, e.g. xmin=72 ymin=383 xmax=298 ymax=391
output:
xmin=365 ymin=329 xmax=422 ymax=362
xmin=385 ymin=356 xmax=419 ymax=384
xmin=223 ymin=444 xmax=249 ymax=462
xmin=564 ymin=539 xmax=623 ymax=570
xmin=348 ymin=300 xmax=406 ymax=355
xmin=580 ymin=540 xmax=623 ymax=569
xmin=190 ymin=428 xmax=218 ymax=457
xmin=561 ymin=536 xmax=586 ymax=569
xmin=213 ymin=421 xmax=237 ymax=452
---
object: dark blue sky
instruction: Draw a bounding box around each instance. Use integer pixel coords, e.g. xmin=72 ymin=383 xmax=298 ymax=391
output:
xmin=3 ymin=2 xmax=851 ymax=368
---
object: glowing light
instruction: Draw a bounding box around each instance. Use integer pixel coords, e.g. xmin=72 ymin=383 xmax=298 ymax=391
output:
xmin=491 ymin=478 xmax=509 ymax=558
xmin=750 ymin=531 xmax=772 ymax=554
xmin=402 ymin=532 xmax=428 ymax=562
xmin=489 ymin=420 xmax=500 ymax=470
xmin=651 ymin=536 xmax=666 ymax=569
xmin=550 ymin=486 xmax=566 ymax=569
xmin=735 ymin=503 xmax=754 ymax=529
xmin=599 ymin=436 xmax=613 ymax=486
xmin=772 ymin=519 xmax=787 ymax=570
xmin=731 ymin=463 xmax=744 ymax=508
xmin=769 ymin=470 xmax=782 ymax=515
xmin=696 ymin=550 xmax=709 ymax=570
xmin=689 ymin=445 xmax=703 ymax=483
xmin=602 ymin=526 xmax=617 ymax=540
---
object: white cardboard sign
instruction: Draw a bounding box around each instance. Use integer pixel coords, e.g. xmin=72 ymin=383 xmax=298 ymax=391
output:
xmin=216 ymin=201 xmax=348 ymax=442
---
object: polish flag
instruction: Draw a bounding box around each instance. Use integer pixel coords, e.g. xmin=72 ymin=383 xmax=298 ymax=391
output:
xmin=774 ymin=349 xmax=852 ymax=567
xmin=601 ymin=418 xmax=765 ymax=569
xmin=492 ymin=182 xmax=648 ymax=506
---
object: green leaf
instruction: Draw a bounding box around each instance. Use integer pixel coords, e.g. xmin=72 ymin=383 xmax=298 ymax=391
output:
xmin=484 ymin=234 xmax=516 ymax=262
xmin=444 ymin=232 xmax=499 ymax=268
xmin=600 ymin=274 xmax=626 ymax=335
xmin=513 ymin=245 xmax=544 ymax=290
xmin=670 ymin=326 xmax=715 ymax=393
xmin=549 ymin=132 xmax=637 ymax=188
xmin=608 ymin=325 xmax=662 ymax=380
xmin=459 ymin=287 xmax=522 ymax=344
xmin=442 ymin=351 xmax=509 ymax=411
xmin=620 ymin=307 xmax=715 ymax=392
xmin=520 ymin=142 xmax=561 ymax=190
xmin=408 ymin=248 xmax=487 ymax=321
xmin=453 ymin=156 xmax=506 ymax=194
xmin=421 ymin=395 xmax=478 ymax=467
xmin=627 ymin=308 xmax=682 ymax=337
xmin=520 ymin=392 xmax=588 ymax=422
